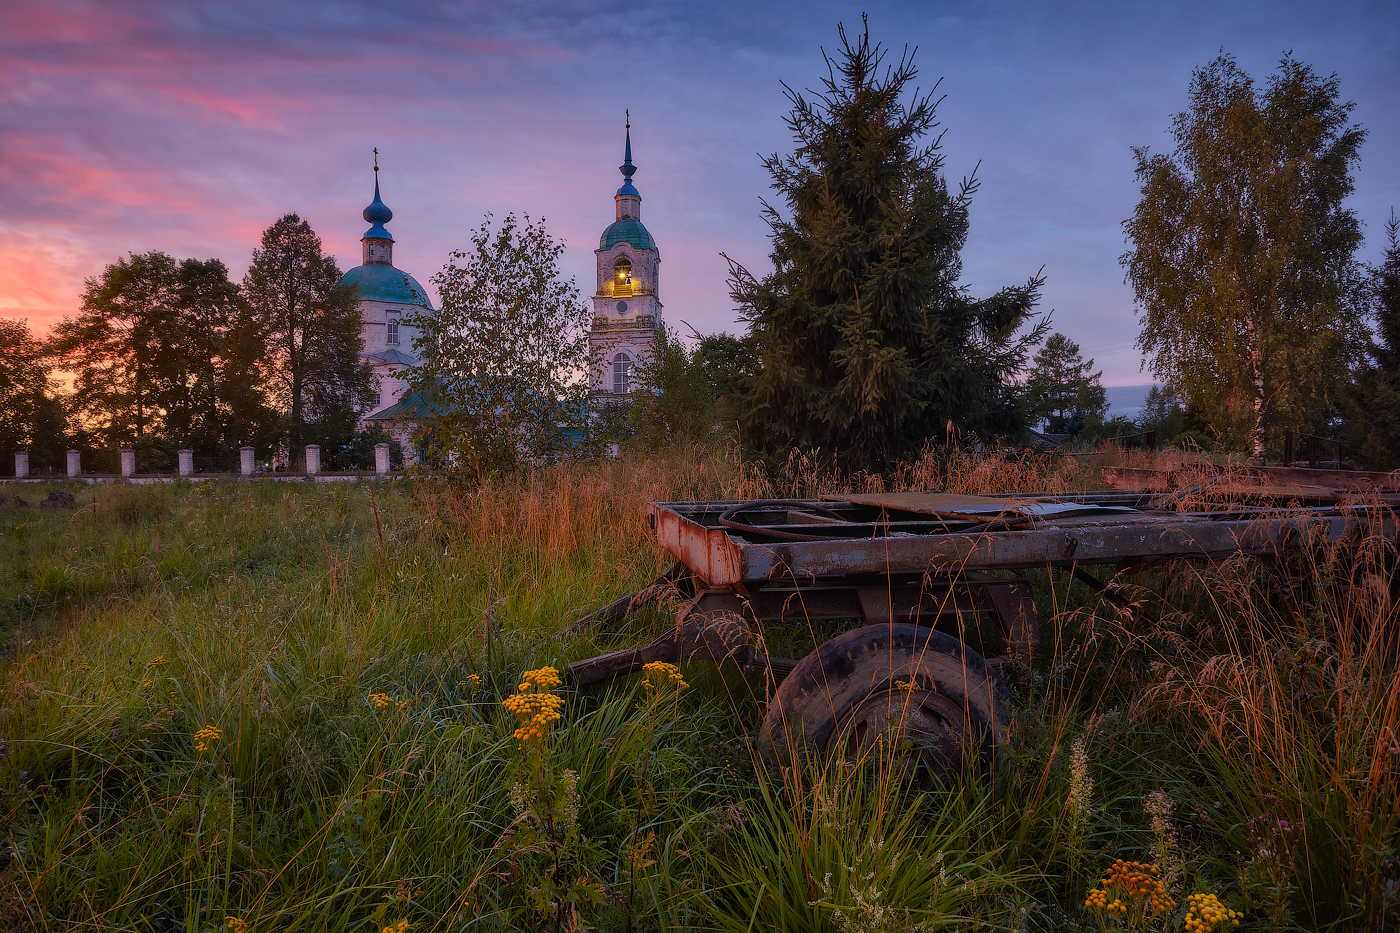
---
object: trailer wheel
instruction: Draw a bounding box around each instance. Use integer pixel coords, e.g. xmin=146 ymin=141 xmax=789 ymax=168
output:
xmin=758 ymin=623 xmax=1012 ymax=780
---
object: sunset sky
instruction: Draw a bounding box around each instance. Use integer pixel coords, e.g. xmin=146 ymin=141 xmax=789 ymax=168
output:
xmin=2 ymin=0 xmax=1397 ymax=406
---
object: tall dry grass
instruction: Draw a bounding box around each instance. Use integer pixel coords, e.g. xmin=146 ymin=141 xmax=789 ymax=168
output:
xmin=3 ymin=447 xmax=1397 ymax=930
xmin=1135 ymin=510 xmax=1400 ymax=930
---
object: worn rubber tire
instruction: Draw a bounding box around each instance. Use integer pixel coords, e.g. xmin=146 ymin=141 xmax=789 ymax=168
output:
xmin=757 ymin=623 xmax=1012 ymax=775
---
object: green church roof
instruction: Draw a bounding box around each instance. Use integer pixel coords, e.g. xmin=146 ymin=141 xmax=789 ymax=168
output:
xmin=340 ymin=263 xmax=434 ymax=308
xmin=362 ymin=388 xmax=446 ymax=422
xmin=599 ymin=218 xmax=655 ymax=251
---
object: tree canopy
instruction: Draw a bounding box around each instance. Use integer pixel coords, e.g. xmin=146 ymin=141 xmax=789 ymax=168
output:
xmin=1137 ymin=384 xmax=1186 ymax=440
xmin=243 ymin=214 xmax=374 ymax=458
xmin=407 ymin=212 xmax=593 ymax=475
xmin=1024 ymin=333 xmax=1107 ymax=435
xmin=1122 ymin=53 xmax=1367 ymax=461
xmin=730 ymin=18 xmax=1044 ymax=472
xmin=1343 ymin=211 xmax=1400 ymax=468
xmin=51 ymin=252 xmax=260 ymax=466
xmin=625 ymin=325 xmax=719 ymax=450
xmin=0 ymin=319 xmax=63 ymax=470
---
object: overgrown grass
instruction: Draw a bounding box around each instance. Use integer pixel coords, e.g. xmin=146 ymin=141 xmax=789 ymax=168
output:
xmin=0 ymin=447 xmax=1395 ymax=931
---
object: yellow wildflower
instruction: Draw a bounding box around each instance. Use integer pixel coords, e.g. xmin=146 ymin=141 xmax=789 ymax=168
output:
xmin=382 ymin=920 xmax=411 ymax=933
xmin=225 ymin=918 xmax=248 ymax=933
xmin=642 ymin=661 xmax=688 ymax=692
xmin=369 ymin=692 xmax=394 ymax=710
xmin=1083 ymin=859 xmax=1174 ymax=920
xmin=1184 ymin=892 xmax=1242 ymax=931
xmin=194 ymin=725 xmax=222 ymax=753
xmin=894 ymin=679 xmax=918 ymax=693
xmin=516 ymin=666 xmax=562 ymax=692
xmin=503 ymin=667 xmax=565 ymax=745
xmin=146 ymin=656 xmax=170 ymax=669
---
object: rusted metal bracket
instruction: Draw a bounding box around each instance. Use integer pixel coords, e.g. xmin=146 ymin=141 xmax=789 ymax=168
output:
xmin=567 ymin=612 xmax=753 ymax=687
xmin=562 ymin=560 xmax=696 ymax=634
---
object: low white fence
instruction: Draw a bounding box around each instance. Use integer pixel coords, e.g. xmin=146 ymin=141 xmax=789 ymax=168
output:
xmin=6 ymin=445 xmax=399 ymax=483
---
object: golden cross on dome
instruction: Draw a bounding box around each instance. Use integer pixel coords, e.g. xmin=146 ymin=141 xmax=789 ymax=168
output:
xmin=373 ymin=147 xmax=379 ymax=172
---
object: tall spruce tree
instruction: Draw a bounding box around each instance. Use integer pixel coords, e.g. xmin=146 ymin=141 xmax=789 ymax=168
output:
xmin=1123 ymin=53 xmax=1367 ymax=461
xmin=243 ymin=214 xmax=374 ymax=457
xmin=729 ymin=18 xmax=1045 ymax=471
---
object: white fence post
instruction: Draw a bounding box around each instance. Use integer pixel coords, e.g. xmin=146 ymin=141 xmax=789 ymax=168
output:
xmin=178 ymin=450 xmax=194 ymax=477
xmin=305 ymin=445 xmax=321 ymax=475
xmin=66 ymin=450 xmax=81 ymax=477
xmin=240 ymin=447 xmax=255 ymax=477
xmin=14 ymin=452 xmax=28 ymax=478
xmin=374 ymin=443 xmax=390 ymax=476
xmin=120 ymin=449 xmax=136 ymax=477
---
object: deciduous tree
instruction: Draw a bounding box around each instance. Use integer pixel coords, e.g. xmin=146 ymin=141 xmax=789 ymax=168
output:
xmin=53 ymin=252 xmax=255 ymax=465
xmin=1123 ymin=53 xmax=1367 ymax=461
xmin=1343 ymin=211 xmax=1400 ymax=469
xmin=694 ymin=331 xmax=761 ymax=425
xmin=0 ymin=319 xmax=63 ymax=469
xmin=1137 ymin=384 xmax=1186 ymax=440
xmin=729 ymin=18 xmax=1045 ymax=471
xmin=627 ymin=325 xmax=717 ymax=450
xmin=52 ymin=251 xmax=180 ymax=448
xmin=407 ymin=213 xmax=593 ymax=475
xmin=243 ymin=214 xmax=374 ymax=457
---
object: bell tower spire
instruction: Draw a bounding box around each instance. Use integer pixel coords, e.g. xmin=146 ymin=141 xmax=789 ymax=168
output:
xmin=590 ymin=115 xmax=661 ymax=396
xmin=615 ymin=111 xmax=641 ymax=221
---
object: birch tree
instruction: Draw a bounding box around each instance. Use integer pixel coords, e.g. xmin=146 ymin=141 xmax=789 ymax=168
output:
xmin=1122 ymin=53 xmax=1367 ymax=461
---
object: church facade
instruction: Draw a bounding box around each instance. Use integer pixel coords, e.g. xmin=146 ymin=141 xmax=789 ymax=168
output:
xmin=340 ymin=159 xmax=434 ymax=452
xmin=340 ymin=124 xmax=661 ymax=458
xmin=589 ymin=122 xmax=661 ymax=396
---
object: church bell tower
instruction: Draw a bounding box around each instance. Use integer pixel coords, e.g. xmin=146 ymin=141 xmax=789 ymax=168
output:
xmin=589 ymin=116 xmax=661 ymax=395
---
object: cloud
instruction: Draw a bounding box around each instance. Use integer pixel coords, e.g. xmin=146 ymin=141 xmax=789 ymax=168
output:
xmin=0 ymin=0 xmax=1395 ymax=389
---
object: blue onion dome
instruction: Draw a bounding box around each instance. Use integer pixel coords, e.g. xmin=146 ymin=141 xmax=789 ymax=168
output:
xmin=362 ymin=176 xmax=394 ymax=241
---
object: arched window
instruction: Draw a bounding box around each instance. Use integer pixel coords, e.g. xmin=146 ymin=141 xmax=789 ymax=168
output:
xmin=613 ymin=257 xmax=632 ymax=291
xmin=386 ymin=319 xmax=400 ymax=346
xmin=612 ymin=352 xmax=632 ymax=395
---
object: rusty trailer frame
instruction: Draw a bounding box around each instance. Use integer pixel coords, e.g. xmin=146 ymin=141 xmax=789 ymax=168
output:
xmin=568 ymin=483 xmax=1399 ymax=772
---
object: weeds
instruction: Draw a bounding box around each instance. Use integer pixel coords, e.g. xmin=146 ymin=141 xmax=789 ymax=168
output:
xmin=0 ymin=447 xmax=1395 ymax=929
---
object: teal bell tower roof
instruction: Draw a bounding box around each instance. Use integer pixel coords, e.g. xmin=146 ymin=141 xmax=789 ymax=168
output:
xmin=600 ymin=219 xmax=655 ymax=250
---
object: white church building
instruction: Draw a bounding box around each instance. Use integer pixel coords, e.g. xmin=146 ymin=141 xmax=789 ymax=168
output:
xmin=344 ymin=124 xmax=662 ymax=453
xmin=341 ymin=157 xmax=434 ymax=451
